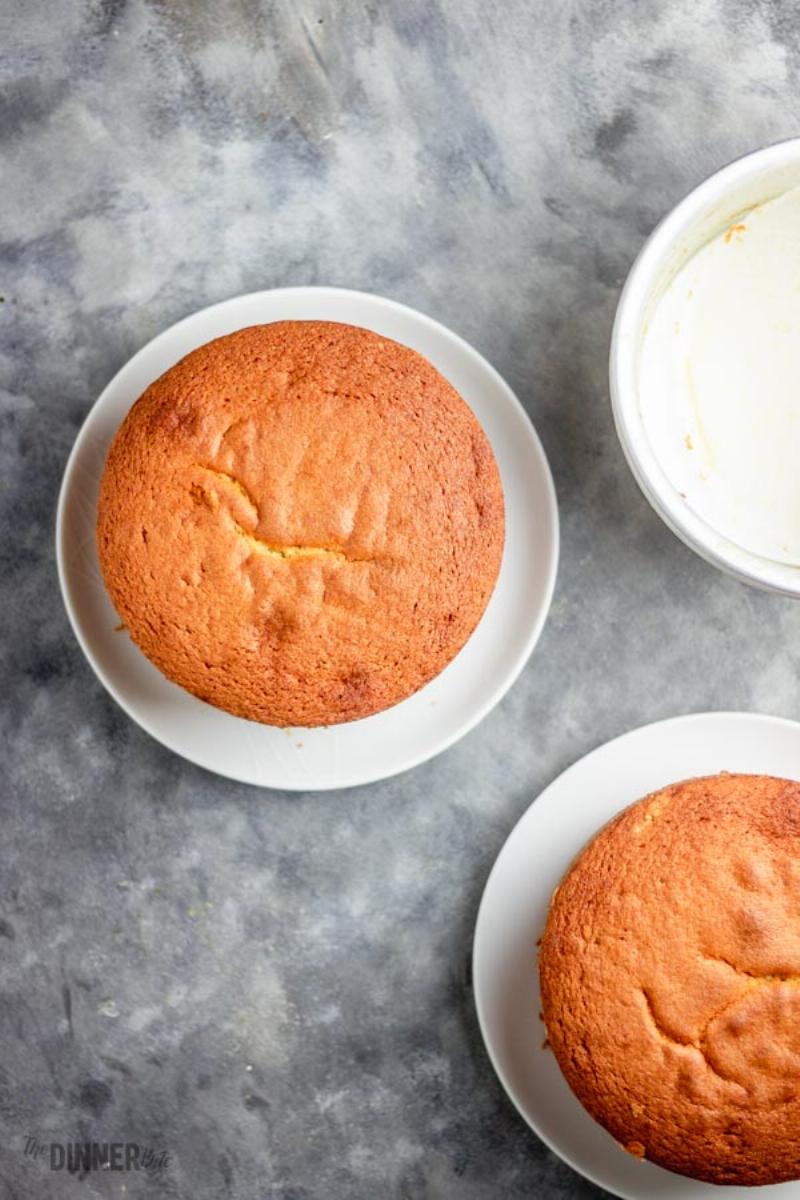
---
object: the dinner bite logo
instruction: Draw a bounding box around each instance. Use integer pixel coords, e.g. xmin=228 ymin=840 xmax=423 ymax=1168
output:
xmin=24 ymin=1134 xmax=170 ymax=1172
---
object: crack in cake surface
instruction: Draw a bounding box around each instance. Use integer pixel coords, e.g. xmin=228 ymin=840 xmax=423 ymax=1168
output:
xmin=639 ymin=986 xmax=747 ymax=1088
xmin=192 ymin=465 xmax=368 ymax=562
xmin=639 ymin=958 xmax=800 ymax=1092
xmin=700 ymin=953 xmax=800 ymax=985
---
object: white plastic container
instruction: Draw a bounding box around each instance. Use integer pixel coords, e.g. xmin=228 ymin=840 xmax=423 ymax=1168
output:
xmin=610 ymin=137 xmax=800 ymax=596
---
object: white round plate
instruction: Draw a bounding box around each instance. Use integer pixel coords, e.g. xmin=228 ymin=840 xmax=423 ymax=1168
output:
xmin=56 ymin=287 xmax=558 ymax=790
xmin=473 ymin=711 xmax=800 ymax=1199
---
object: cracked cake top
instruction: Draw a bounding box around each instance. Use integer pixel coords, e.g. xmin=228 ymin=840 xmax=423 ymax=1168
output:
xmin=96 ymin=320 xmax=505 ymax=727
xmin=539 ymin=772 xmax=800 ymax=1186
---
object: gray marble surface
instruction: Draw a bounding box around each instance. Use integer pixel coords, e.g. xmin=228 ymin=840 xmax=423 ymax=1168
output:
xmin=3 ymin=1 xmax=800 ymax=1196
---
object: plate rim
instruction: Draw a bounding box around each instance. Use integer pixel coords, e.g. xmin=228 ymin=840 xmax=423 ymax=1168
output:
xmin=472 ymin=709 xmax=800 ymax=1198
xmin=55 ymin=286 xmax=560 ymax=789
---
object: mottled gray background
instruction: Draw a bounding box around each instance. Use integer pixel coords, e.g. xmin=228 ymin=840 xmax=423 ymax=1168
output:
xmin=2 ymin=1 xmax=800 ymax=1197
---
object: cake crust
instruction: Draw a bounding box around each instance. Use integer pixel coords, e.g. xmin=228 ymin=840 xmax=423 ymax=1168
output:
xmin=96 ymin=321 xmax=504 ymax=726
xmin=539 ymin=772 xmax=800 ymax=1186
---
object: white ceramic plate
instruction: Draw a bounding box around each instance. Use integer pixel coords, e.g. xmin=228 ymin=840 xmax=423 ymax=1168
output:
xmin=473 ymin=711 xmax=800 ymax=1200
xmin=56 ymin=287 xmax=558 ymax=790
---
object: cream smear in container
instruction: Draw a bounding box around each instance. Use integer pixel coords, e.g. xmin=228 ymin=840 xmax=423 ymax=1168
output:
xmin=611 ymin=139 xmax=800 ymax=595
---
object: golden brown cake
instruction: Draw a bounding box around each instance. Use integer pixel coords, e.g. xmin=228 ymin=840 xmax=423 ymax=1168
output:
xmin=96 ymin=320 xmax=504 ymax=726
xmin=539 ymin=772 xmax=800 ymax=1186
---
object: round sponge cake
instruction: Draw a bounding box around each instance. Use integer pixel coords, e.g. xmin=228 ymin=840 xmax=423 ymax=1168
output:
xmin=539 ymin=773 xmax=800 ymax=1186
xmin=96 ymin=321 xmax=504 ymax=726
